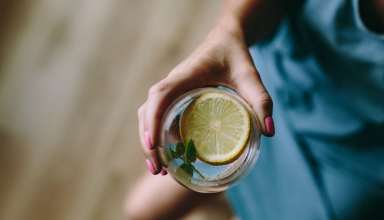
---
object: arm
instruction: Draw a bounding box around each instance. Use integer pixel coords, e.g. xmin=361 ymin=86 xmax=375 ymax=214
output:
xmin=220 ymin=0 xmax=285 ymax=44
xmin=127 ymin=1 xmax=285 ymax=219
xmin=141 ymin=0 xmax=284 ymax=174
xmin=141 ymin=0 xmax=285 ymax=175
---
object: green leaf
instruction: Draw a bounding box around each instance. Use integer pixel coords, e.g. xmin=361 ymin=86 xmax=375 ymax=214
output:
xmin=180 ymin=163 xmax=194 ymax=176
xmin=163 ymin=148 xmax=174 ymax=162
xmin=192 ymin=166 xmax=205 ymax=179
xmin=175 ymin=163 xmax=193 ymax=184
xmin=166 ymin=143 xmax=182 ymax=159
xmin=175 ymin=142 xmax=185 ymax=157
xmin=185 ymin=139 xmax=197 ymax=162
xmin=166 ymin=143 xmax=176 ymax=149
xmin=170 ymin=149 xmax=177 ymax=159
xmin=175 ymin=163 xmax=192 ymax=183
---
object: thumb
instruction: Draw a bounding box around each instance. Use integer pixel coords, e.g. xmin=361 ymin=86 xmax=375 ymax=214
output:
xmin=233 ymin=66 xmax=275 ymax=137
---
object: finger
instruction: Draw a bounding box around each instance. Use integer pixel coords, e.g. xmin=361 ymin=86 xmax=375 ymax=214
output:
xmin=160 ymin=169 xmax=168 ymax=176
xmin=138 ymin=104 xmax=162 ymax=175
xmin=144 ymin=68 xmax=216 ymax=149
xmin=138 ymin=103 xmax=156 ymax=150
xmin=138 ymin=104 xmax=147 ymax=150
xmin=144 ymin=72 xmax=212 ymax=175
xmin=145 ymin=151 xmax=162 ymax=175
xmin=233 ymin=66 xmax=275 ymax=136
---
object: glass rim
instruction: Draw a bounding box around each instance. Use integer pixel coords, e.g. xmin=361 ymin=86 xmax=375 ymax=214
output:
xmin=159 ymin=86 xmax=261 ymax=193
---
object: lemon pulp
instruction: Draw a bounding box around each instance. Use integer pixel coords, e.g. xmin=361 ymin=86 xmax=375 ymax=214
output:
xmin=180 ymin=92 xmax=250 ymax=165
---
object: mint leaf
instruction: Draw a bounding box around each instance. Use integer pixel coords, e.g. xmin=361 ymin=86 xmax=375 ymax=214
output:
xmin=170 ymin=149 xmax=177 ymax=159
xmin=175 ymin=142 xmax=185 ymax=157
xmin=169 ymin=139 xmax=205 ymax=181
xmin=164 ymin=149 xmax=174 ymax=161
xmin=192 ymin=166 xmax=205 ymax=179
xmin=165 ymin=143 xmax=183 ymax=159
xmin=180 ymin=163 xmax=193 ymax=176
xmin=185 ymin=139 xmax=197 ymax=162
xmin=166 ymin=143 xmax=176 ymax=149
xmin=175 ymin=163 xmax=192 ymax=183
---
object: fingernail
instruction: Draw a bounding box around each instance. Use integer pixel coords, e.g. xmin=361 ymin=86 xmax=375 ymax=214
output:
xmin=145 ymin=159 xmax=156 ymax=175
xmin=264 ymin=116 xmax=275 ymax=137
xmin=160 ymin=169 xmax=168 ymax=176
xmin=144 ymin=131 xmax=154 ymax=150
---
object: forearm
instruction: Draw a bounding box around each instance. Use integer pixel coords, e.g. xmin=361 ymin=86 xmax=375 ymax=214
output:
xmin=218 ymin=0 xmax=285 ymax=44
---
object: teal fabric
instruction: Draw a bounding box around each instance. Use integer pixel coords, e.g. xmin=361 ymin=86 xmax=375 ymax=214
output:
xmin=226 ymin=0 xmax=384 ymax=219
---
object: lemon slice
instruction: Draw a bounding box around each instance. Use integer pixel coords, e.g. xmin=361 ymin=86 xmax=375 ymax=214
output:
xmin=180 ymin=92 xmax=250 ymax=165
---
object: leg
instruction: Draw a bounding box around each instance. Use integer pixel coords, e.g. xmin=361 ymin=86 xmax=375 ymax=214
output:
xmin=125 ymin=173 xmax=218 ymax=220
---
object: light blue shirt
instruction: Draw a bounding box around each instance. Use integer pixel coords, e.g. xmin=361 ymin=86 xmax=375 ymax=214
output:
xmin=227 ymin=0 xmax=384 ymax=219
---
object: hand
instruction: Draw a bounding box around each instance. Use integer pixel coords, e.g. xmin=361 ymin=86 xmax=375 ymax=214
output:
xmin=138 ymin=22 xmax=274 ymax=175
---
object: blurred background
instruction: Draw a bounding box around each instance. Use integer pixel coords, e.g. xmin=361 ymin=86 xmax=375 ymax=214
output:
xmin=0 ymin=1 xmax=234 ymax=219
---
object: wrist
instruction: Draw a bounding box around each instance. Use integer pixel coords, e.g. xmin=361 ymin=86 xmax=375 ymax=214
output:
xmin=218 ymin=0 xmax=284 ymax=45
xmin=214 ymin=15 xmax=246 ymax=41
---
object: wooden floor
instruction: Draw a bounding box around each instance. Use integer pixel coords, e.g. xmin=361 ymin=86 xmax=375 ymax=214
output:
xmin=0 ymin=1 xmax=234 ymax=219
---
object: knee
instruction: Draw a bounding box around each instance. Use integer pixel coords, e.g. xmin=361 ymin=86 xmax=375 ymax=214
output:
xmin=124 ymin=200 xmax=155 ymax=220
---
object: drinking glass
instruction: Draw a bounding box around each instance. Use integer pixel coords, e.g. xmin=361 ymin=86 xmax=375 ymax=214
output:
xmin=159 ymin=86 xmax=261 ymax=193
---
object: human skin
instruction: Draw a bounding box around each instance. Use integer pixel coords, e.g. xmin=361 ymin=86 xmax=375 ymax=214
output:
xmin=139 ymin=0 xmax=384 ymax=176
xmin=126 ymin=0 xmax=384 ymax=219
xmin=139 ymin=0 xmax=284 ymax=176
xmin=127 ymin=1 xmax=283 ymax=219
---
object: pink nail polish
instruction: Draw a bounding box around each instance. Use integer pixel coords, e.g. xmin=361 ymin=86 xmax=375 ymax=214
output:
xmin=144 ymin=131 xmax=154 ymax=150
xmin=145 ymin=159 xmax=156 ymax=174
xmin=264 ymin=116 xmax=275 ymax=137
xmin=160 ymin=169 xmax=168 ymax=176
